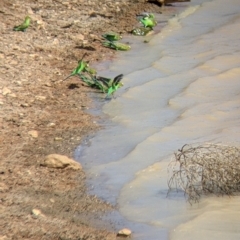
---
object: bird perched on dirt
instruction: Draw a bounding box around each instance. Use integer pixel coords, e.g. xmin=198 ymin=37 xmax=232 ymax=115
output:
xmin=102 ymin=32 xmax=122 ymax=42
xmin=63 ymin=53 xmax=96 ymax=80
xmin=137 ymin=13 xmax=157 ymax=29
xmin=13 ymin=16 xmax=31 ymax=32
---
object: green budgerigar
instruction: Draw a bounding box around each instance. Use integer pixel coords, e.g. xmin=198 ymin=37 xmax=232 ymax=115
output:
xmin=78 ymin=73 xmax=108 ymax=92
xmin=13 ymin=16 xmax=31 ymax=32
xmin=102 ymin=32 xmax=122 ymax=42
xmin=137 ymin=13 xmax=157 ymax=29
xmin=102 ymin=41 xmax=131 ymax=51
xmin=97 ymin=74 xmax=124 ymax=98
xmin=63 ymin=53 xmax=96 ymax=80
xmin=64 ymin=60 xmax=88 ymax=81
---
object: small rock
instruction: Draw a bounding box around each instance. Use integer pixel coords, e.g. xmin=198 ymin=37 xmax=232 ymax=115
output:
xmin=31 ymin=208 xmax=44 ymax=217
xmin=50 ymin=198 xmax=55 ymax=203
xmin=47 ymin=122 xmax=56 ymax=127
xmin=54 ymin=137 xmax=63 ymax=141
xmin=70 ymin=33 xmax=85 ymax=42
xmin=56 ymin=20 xmax=72 ymax=28
xmin=21 ymin=103 xmax=29 ymax=107
xmin=53 ymin=38 xmax=59 ymax=45
xmin=44 ymin=82 xmax=52 ymax=87
xmin=9 ymin=60 xmax=18 ymax=66
xmin=35 ymin=95 xmax=46 ymax=100
xmin=41 ymin=154 xmax=82 ymax=170
xmin=28 ymin=130 xmax=38 ymax=138
xmin=117 ymin=228 xmax=132 ymax=237
xmin=16 ymin=81 xmax=22 ymax=85
xmin=2 ymin=87 xmax=11 ymax=96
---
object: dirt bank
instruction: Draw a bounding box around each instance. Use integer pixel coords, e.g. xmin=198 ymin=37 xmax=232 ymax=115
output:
xmin=0 ymin=0 xmax=183 ymax=239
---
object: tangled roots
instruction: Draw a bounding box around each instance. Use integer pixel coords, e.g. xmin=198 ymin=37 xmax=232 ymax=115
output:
xmin=167 ymin=143 xmax=240 ymax=203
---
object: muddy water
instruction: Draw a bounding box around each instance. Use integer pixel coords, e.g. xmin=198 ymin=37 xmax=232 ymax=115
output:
xmin=76 ymin=0 xmax=240 ymax=239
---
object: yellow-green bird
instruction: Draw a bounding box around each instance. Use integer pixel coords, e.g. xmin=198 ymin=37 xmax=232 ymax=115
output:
xmin=102 ymin=41 xmax=131 ymax=51
xmin=13 ymin=16 xmax=31 ymax=32
xmin=63 ymin=53 xmax=96 ymax=80
xmin=102 ymin=32 xmax=122 ymax=42
xmin=96 ymin=74 xmax=124 ymax=98
xmin=137 ymin=13 xmax=157 ymax=30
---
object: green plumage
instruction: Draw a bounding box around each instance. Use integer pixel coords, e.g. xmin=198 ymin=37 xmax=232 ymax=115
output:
xmin=106 ymin=74 xmax=124 ymax=98
xmin=138 ymin=13 xmax=157 ymax=29
xmin=78 ymin=73 xmax=124 ymax=98
xmin=102 ymin=32 xmax=122 ymax=42
xmin=13 ymin=16 xmax=31 ymax=32
xmin=102 ymin=41 xmax=131 ymax=51
xmin=96 ymin=74 xmax=124 ymax=98
xmin=63 ymin=53 xmax=96 ymax=80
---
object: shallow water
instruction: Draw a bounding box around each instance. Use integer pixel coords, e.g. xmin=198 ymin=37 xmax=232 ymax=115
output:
xmin=76 ymin=0 xmax=240 ymax=239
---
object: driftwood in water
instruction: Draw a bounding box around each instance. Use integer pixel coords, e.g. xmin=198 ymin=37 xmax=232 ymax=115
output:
xmin=167 ymin=143 xmax=240 ymax=203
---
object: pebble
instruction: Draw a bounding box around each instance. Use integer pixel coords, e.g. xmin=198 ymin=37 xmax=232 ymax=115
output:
xmin=53 ymin=38 xmax=59 ymax=45
xmin=35 ymin=95 xmax=46 ymax=101
xmin=48 ymin=122 xmax=56 ymax=127
xmin=28 ymin=130 xmax=39 ymax=138
xmin=20 ymin=103 xmax=29 ymax=107
xmin=2 ymin=87 xmax=11 ymax=96
xmin=56 ymin=20 xmax=72 ymax=28
xmin=117 ymin=228 xmax=132 ymax=237
xmin=31 ymin=208 xmax=44 ymax=217
xmin=54 ymin=137 xmax=63 ymax=141
xmin=70 ymin=33 xmax=84 ymax=42
xmin=9 ymin=60 xmax=18 ymax=66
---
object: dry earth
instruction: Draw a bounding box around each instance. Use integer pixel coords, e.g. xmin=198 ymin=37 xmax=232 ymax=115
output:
xmin=0 ymin=0 xmax=184 ymax=239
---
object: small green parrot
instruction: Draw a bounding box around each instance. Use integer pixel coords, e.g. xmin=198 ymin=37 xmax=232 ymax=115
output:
xmin=63 ymin=53 xmax=96 ymax=80
xmin=77 ymin=73 xmax=124 ymax=98
xmin=137 ymin=13 xmax=157 ymax=29
xmin=102 ymin=41 xmax=131 ymax=51
xmin=102 ymin=32 xmax=122 ymax=42
xmin=63 ymin=60 xmax=88 ymax=81
xmin=93 ymin=76 xmax=112 ymax=93
xmin=78 ymin=73 xmax=97 ymax=87
xmin=97 ymin=74 xmax=124 ymax=98
xmin=13 ymin=16 xmax=31 ymax=32
xmin=78 ymin=73 xmax=107 ymax=92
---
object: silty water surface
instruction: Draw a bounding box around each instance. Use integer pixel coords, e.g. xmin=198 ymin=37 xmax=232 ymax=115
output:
xmin=75 ymin=0 xmax=240 ymax=239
